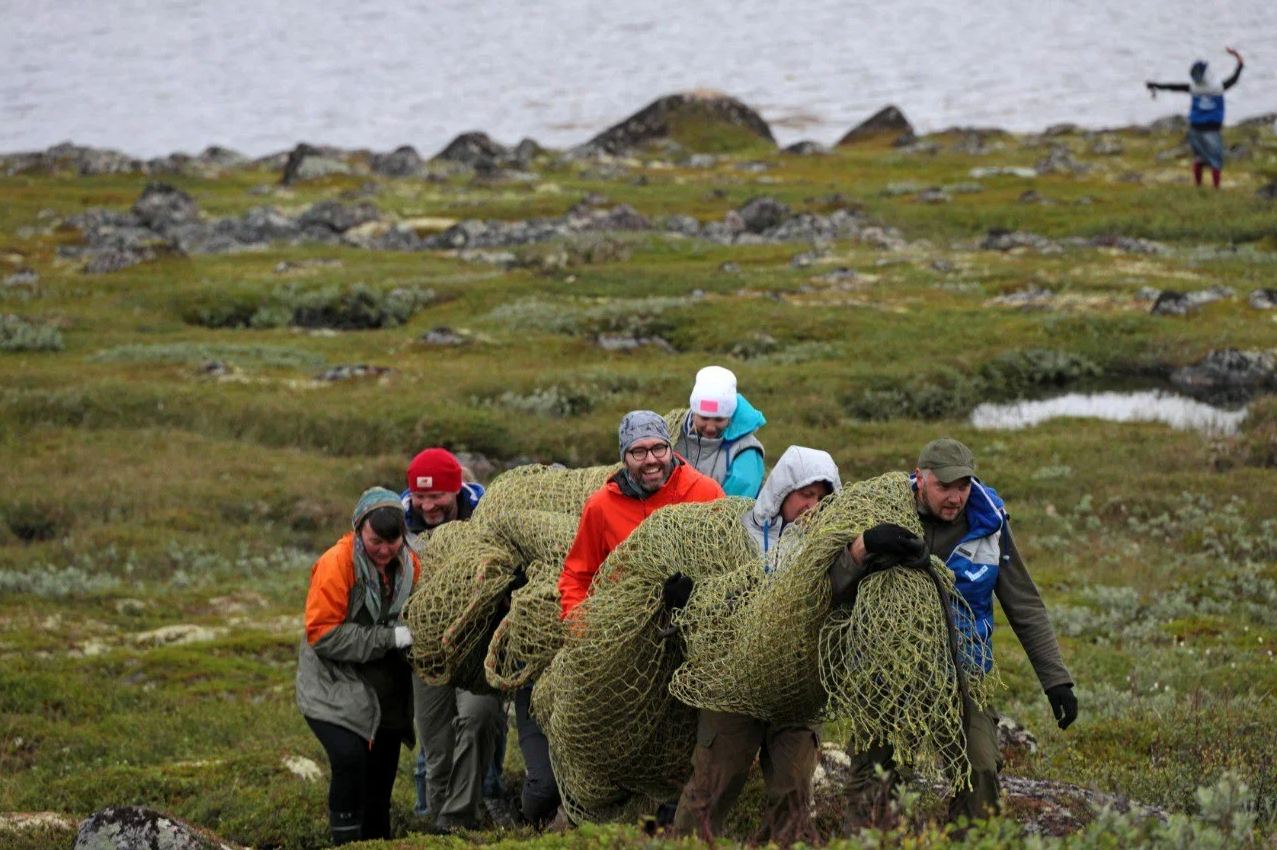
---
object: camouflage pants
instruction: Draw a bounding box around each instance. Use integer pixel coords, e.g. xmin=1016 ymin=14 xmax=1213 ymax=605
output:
xmin=672 ymin=709 xmax=820 ymax=840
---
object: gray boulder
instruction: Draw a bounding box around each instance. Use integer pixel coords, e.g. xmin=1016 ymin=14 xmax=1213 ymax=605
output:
xmin=198 ymin=146 xmax=248 ymax=169
xmin=72 ymin=806 xmax=238 ymax=850
xmin=514 ymin=137 xmax=545 ymax=164
xmin=585 ymin=204 xmax=652 ymax=232
xmin=131 ymin=183 xmax=200 ymax=232
xmin=1170 ymin=348 xmax=1276 ymax=404
xmin=279 ymin=143 xmax=351 ymax=185
xmin=577 ymin=91 xmax=775 ymax=156
xmin=737 ymin=197 xmax=791 ymax=233
xmin=982 ymin=230 xmax=1056 ymax=251
xmin=298 ymin=201 xmax=380 ymax=233
xmin=370 ymin=145 xmax=424 ymax=177
xmin=1250 ymin=288 xmax=1277 ymax=310
xmin=837 ymin=105 xmax=913 ymax=146
xmin=433 ymin=132 xmax=512 ymax=166
xmin=783 ymin=140 xmax=826 ymax=155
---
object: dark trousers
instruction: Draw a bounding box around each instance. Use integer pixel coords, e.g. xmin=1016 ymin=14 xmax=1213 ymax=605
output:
xmin=515 ymin=686 xmax=561 ymax=825
xmin=305 ymin=717 xmax=402 ymax=840
xmin=672 ymin=709 xmax=819 ymax=840
xmin=847 ymin=700 xmax=1003 ymax=825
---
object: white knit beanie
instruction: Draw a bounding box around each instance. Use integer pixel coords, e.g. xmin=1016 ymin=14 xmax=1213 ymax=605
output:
xmin=689 ymin=365 xmax=738 ymax=418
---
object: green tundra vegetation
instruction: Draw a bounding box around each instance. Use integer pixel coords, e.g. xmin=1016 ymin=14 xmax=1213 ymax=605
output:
xmin=1 ymin=107 xmax=1276 ymax=849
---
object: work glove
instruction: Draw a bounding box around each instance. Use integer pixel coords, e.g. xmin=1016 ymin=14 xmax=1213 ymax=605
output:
xmin=393 ymin=626 xmax=413 ymax=649
xmin=661 ymin=572 xmax=694 ymax=611
xmin=508 ymin=565 xmax=529 ymax=594
xmin=862 ymin=523 xmax=930 ymax=569
xmin=1045 ymin=684 xmax=1078 ymax=730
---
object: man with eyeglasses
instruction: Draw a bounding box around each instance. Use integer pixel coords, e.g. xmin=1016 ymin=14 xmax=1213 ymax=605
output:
xmin=558 ymin=410 xmax=725 ymax=620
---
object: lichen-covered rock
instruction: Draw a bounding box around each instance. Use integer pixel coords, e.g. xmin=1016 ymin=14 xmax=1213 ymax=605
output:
xmin=1250 ymin=288 xmax=1277 ymax=310
xmin=578 ymin=90 xmax=775 ymax=155
xmin=369 ymin=145 xmax=424 ymax=177
xmin=737 ymin=197 xmax=791 ymax=234
xmin=1170 ymin=348 xmax=1276 ymax=404
xmin=131 ymin=183 xmax=200 ymax=233
xmin=837 ymin=105 xmax=913 ymax=146
xmin=433 ymin=132 xmax=512 ymax=166
xmin=72 ymin=806 xmax=240 ymax=850
xmin=297 ymin=200 xmax=381 ymax=234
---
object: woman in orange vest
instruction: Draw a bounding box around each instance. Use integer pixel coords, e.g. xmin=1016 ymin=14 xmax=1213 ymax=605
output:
xmin=295 ymin=487 xmax=422 ymax=844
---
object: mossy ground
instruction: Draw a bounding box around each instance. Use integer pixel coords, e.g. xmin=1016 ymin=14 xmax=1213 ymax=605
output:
xmin=1 ymin=121 xmax=1276 ymax=848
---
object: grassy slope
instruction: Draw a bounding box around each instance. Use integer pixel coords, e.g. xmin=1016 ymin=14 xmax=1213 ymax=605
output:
xmin=1 ymin=122 xmax=1276 ymax=848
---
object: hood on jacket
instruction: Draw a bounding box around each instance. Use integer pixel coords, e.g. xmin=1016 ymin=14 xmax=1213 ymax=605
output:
xmin=1190 ymin=62 xmax=1223 ymax=96
xmin=743 ymin=446 xmax=842 ymax=553
xmin=686 ymin=394 xmax=766 ymax=442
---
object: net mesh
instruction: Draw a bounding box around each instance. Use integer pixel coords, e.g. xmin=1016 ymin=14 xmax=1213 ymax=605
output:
xmin=667 ymin=472 xmax=997 ymax=791
xmin=531 ymin=497 xmax=757 ymax=823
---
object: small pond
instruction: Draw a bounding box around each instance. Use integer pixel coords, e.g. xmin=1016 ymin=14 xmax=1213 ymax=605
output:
xmin=971 ymin=391 xmax=1249 ymax=436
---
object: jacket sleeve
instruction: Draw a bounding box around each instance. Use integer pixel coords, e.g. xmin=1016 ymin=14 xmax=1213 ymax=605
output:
xmin=722 ymin=447 xmax=765 ymax=498
xmin=827 ymin=546 xmax=868 ymax=606
xmin=994 ymin=524 xmax=1072 ymax=691
xmin=559 ymin=499 xmax=610 ymax=620
xmin=305 ymin=549 xmax=396 ymax=663
xmin=1223 ymin=60 xmax=1244 ymax=89
xmin=1148 ymin=81 xmax=1191 ymax=92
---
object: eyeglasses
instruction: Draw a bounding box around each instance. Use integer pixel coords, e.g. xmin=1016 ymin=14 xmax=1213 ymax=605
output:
xmin=626 ymin=443 xmax=671 ymax=462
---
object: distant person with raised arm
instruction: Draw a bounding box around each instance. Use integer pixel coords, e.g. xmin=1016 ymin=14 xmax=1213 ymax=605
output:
xmin=1146 ymin=47 xmax=1244 ymax=189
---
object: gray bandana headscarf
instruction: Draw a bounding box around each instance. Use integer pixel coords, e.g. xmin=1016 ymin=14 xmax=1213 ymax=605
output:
xmin=618 ymin=410 xmax=671 ymax=462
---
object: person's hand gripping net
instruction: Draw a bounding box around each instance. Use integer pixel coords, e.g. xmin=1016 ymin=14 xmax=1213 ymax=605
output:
xmin=861 ymin=523 xmax=931 ymax=572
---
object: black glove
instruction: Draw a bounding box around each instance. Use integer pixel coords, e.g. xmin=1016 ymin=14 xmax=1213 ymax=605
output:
xmin=862 ymin=523 xmax=930 ymax=569
xmin=508 ymin=565 xmax=529 ymax=594
xmin=661 ymin=572 xmax=694 ymax=611
xmin=1046 ymin=684 xmax=1078 ymax=730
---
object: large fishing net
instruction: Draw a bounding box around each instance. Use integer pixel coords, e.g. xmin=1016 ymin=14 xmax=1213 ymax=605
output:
xmin=402 ymin=464 xmax=617 ymax=692
xmin=671 ymin=471 xmax=998 ymax=789
xmin=403 ymin=409 xmax=687 ymax=694
xmin=531 ymin=497 xmax=758 ymax=823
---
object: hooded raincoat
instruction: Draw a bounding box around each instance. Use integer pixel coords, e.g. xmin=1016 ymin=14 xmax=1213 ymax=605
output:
xmin=296 ymin=489 xmax=422 ymax=744
xmin=674 ymin=395 xmax=767 ymax=498
xmin=740 ymin=446 xmax=842 ymax=566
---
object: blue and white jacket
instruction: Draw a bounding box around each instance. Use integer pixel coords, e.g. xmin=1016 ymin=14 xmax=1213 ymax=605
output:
xmin=912 ymin=474 xmax=1006 ymax=673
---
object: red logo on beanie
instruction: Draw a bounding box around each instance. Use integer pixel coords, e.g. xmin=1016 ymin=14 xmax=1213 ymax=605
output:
xmin=407 ymin=449 xmax=462 ymax=493
xmin=699 ymin=399 xmax=720 ymax=414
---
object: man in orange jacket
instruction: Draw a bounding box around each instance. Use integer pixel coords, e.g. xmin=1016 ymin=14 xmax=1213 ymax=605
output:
xmin=559 ymin=409 xmax=725 ymax=619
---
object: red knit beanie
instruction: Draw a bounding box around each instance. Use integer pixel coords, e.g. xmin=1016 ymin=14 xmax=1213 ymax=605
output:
xmin=406 ymin=448 xmax=463 ymax=493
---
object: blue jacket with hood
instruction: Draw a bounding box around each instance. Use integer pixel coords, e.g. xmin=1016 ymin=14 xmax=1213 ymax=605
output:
xmin=674 ymin=395 xmax=766 ymax=498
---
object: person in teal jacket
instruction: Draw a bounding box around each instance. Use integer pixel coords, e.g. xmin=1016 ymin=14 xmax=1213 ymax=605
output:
xmin=673 ymin=365 xmax=766 ymax=497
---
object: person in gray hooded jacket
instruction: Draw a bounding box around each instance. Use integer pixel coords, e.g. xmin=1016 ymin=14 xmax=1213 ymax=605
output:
xmin=296 ymin=487 xmax=421 ymax=844
xmin=669 ymin=446 xmax=842 ymax=841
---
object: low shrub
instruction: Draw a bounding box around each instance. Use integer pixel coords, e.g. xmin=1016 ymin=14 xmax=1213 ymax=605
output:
xmin=184 ymin=283 xmax=435 ymax=330
xmin=845 ymin=349 xmax=1105 ymax=421
xmin=1 ymin=314 xmax=63 ymax=352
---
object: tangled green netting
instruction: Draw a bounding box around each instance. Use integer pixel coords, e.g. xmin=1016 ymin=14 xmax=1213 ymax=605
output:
xmin=402 ymin=410 xmax=687 ymax=693
xmin=402 ymin=464 xmax=616 ymax=693
xmin=673 ymin=471 xmax=999 ymax=789
xmin=531 ymin=497 xmax=758 ymax=823
xmin=534 ymin=472 xmax=999 ymax=822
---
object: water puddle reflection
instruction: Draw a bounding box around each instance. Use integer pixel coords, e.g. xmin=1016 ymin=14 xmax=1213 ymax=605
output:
xmin=971 ymin=391 xmax=1248 ymax=436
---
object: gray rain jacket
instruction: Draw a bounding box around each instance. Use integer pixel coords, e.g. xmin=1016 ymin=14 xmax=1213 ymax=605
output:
xmin=740 ymin=446 xmax=842 ymax=567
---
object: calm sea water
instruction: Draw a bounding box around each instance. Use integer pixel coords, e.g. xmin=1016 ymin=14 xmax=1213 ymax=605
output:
xmin=2 ymin=0 xmax=1274 ymax=157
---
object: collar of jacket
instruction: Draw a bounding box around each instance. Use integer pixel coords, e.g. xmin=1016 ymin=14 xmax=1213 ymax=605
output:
xmin=910 ymin=473 xmax=1007 ymax=545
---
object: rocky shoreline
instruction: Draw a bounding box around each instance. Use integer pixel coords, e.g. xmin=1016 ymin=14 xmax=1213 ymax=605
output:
xmin=4 ymin=92 xmax=1275 ymax=181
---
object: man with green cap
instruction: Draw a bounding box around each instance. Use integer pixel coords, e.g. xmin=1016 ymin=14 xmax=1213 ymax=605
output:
xmin=837 ymin=438 xmax=1077 ymax=824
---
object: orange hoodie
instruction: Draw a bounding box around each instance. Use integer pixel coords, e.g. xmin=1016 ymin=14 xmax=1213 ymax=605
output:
xmin=558 ymin=460 xmax=724 ymax=619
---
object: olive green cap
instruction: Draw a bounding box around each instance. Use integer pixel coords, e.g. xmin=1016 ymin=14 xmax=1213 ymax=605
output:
xmin=917 ymin=438 xmax=976 ymax=483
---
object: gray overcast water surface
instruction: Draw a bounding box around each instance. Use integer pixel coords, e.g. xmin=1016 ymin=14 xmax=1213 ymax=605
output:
xmin=2 ymin=0 xmax=1275 ymax=157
